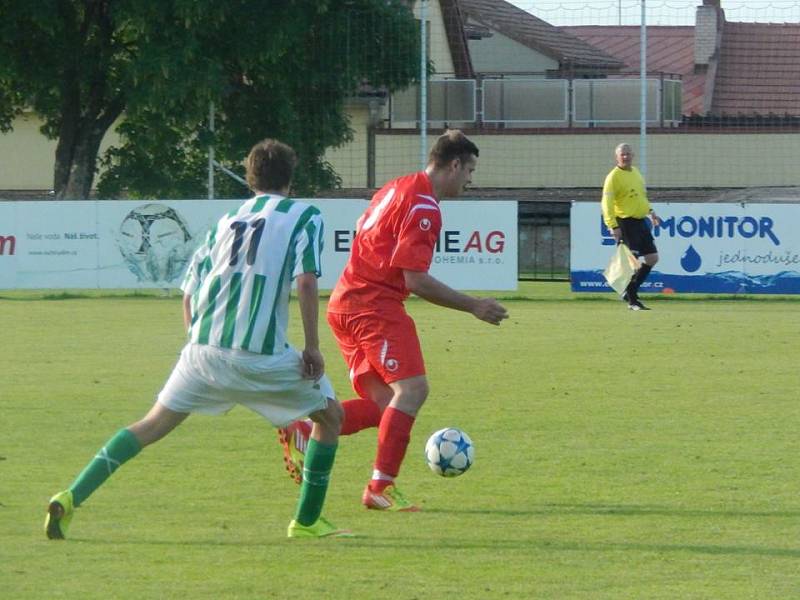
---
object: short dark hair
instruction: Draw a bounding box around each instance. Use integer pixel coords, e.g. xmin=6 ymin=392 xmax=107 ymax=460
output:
xmin=428 ymin=129 xmax=479 ymax=168
xmin=245 ymin=139 xmax=297 ymax=192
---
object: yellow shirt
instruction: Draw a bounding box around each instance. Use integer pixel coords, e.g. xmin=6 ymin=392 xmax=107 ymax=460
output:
xmin=601 ymin=166 xmax=651 ymax=229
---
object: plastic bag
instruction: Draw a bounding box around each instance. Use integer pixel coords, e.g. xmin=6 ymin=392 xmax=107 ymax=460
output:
xmin=603 ymin=243 xmax=639 ymax=295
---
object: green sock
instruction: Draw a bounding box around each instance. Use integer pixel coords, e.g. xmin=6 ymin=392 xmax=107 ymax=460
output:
xmin=69 ymin=428 xmax=142 ymax=507
xmin=294 ymin=439 xmax=337 ymax=526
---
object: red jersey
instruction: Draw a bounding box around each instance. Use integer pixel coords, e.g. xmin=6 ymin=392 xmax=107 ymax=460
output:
xmin=328 ymin=171 xmax=442 ymax=314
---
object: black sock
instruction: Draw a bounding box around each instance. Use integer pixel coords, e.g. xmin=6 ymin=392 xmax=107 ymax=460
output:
xmin=636 ymin=263 xmax=653 ymax=290
xmin=625 ymin=263 xmax=653 ymax=302
xmin=628 ymin=263 xmax=653 ymax=300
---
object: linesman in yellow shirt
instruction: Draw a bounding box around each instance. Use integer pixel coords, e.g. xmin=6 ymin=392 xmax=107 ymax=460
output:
xmin=601 ymin=143 xmax=662 ymax=310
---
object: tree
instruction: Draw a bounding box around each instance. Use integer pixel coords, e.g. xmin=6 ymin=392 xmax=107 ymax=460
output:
xmin=0 ymin=1 xmax=419 ymax=199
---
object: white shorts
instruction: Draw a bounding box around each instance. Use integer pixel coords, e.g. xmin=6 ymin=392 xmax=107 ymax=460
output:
xmin=157 ymin=343 xmax=334 ymax=427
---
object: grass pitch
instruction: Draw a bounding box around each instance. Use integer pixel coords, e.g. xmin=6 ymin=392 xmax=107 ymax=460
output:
xmin=2 ymin=283 xmax=799 ymax=599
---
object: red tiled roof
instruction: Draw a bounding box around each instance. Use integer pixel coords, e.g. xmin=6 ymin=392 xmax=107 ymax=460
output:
xmin=440 ymin=0 xmax=475 ymax=78
xmin=458 ymin=0 xmax=625 ymax=70
xmin=563 ymin=25 xmax=706 ymax=115
xmin=442 ymin=3 xmax=800 ymax=117
xmin=712 ymin=22 xmax=800 ymax=115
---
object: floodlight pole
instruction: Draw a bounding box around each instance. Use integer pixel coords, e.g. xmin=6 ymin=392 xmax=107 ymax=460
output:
xmin=420 ymin=0 xmax=428 ymax=169
xmin=640 ymin=0 xmax=647 ymax=178
xmin=208 ymin=101 xmax=215 ymax=200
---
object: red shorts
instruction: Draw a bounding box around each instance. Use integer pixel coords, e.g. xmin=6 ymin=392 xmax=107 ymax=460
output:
xmin=326 ymin=308 xmax=426 ymax=398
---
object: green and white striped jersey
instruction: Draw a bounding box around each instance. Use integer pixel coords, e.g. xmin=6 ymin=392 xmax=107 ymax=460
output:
xmin=181 ymin=194 xmax=324 ymax=355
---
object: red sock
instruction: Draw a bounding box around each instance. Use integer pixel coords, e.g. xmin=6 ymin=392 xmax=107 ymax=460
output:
xmin=372 ymin=407 xmax=416 ymax=487
xmin=341 ymin=398 xmax=383 ymax=435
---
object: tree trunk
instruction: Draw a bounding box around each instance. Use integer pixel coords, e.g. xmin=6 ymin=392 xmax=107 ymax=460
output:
xmin=53 ymin=95 xmax=124 ymax=200
xmin=52 ymin=0 xmax=122 ymax=200
xmin=53 ymin=75 xmax=81 ymax=197
xmin=56 ymin=132 xmax=102 ymax=199
xmin=53 ymin=122 xmax=103 ymax=199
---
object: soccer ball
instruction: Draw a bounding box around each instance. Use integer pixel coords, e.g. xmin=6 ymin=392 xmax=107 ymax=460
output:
xmin=424 ymin=427 xmax=474 ymax=477
xmin=117 ymin=203 xmax=194 ymax=284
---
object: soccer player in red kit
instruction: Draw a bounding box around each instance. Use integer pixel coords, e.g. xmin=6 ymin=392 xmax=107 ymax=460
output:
xmin=279 ymin=130 xmax=508 ymax=510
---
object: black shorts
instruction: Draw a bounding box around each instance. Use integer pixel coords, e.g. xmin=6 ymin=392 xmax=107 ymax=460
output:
xmin=618 ymin=217 xmax=657 ymax=257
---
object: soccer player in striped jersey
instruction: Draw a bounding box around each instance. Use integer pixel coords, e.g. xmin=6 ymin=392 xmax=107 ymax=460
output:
xmin=45 ymin=139 xmax=351 ymax=539
xmin=278 ymin=130 xmax=508 ymax=511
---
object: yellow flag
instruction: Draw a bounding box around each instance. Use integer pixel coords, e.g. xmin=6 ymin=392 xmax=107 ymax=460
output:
xmin=603 ymin=243 xmax=639 ymax=295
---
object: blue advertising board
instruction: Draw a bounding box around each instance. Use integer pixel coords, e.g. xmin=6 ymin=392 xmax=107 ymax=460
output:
xmin=571 ymin=202 xmax=800 ymax=294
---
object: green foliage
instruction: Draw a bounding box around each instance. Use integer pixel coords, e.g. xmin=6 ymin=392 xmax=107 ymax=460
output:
xmin=3 ymin=285 xmax=800 ymax=599
xmin=0 ymin=1 xmax=419 ymax=198
xmin=0 ymin=91 xmax=21 ymax=133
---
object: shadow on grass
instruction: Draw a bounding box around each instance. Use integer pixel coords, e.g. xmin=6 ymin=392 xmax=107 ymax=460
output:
xmin=68 ymin=534 xmax=800 ymax=559
xmin=0 ymin=291 xmax=179 ymax=301
xmin=424 ymin=502 xmax=800 ymax=519
xmin=3 ymin=288 xmax=798 ymax=302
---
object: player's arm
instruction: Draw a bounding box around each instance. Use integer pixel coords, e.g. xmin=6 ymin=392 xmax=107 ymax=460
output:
xmin=601 ymin=172 xmax=621 ymax=243
xmin=392 ymin=201 xmax=506 ymax=325
xmin=648 ymin=207 xmax=662 ymax=226
xmin=403 ymin=269 xmax=508 ymax=326
xmin=182 ymin=294 xmax=192 ymax=330
xmin=295 ymin=272 xmax=324 ymax=379
xmin=179 ymin=228 xmax=212 ymax=332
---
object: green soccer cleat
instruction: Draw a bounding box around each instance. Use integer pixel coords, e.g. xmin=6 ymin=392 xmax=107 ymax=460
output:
xmin=44 ymin=490 xmax=74 ymax=540
xmin=361 ymin=484 xmax=420 ymax=512
xmin=287 ymin=516 xmax=354 ymax=538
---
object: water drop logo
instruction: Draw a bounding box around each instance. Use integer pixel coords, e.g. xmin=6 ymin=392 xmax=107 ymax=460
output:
xmin=681 ymin=245 xmax=702 ymax=273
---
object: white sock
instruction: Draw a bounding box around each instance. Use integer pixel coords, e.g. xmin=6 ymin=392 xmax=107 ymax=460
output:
xmin=371 ymin=469 xmax=394 ymax=482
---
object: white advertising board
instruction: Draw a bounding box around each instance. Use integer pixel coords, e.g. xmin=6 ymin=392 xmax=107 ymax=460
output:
xmin=0 ymin=202 xmax=16 ymax=285
xmin=571 ymin=201 xmax=800 ymax=294
xmin=0 ymin=199 xmax=517 ymax=291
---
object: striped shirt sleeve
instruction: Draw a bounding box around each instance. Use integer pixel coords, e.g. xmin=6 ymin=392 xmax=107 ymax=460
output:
xmin=181 ymin=229 xmax=212 ymax=295
xmin=291 ymin=212 xmax=324 ymax=279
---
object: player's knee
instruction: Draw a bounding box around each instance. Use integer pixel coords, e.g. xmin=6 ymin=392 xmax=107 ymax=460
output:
xmin=360 ymin=374 xmax=393 ymax=409
xmin=316 ymin=399 xmax=344 ymax=435
xmin=328 ymin=400 xmax=344 ymax=431
xmin=130 ymin=409 xmax=185 ymax=447
xmin=128 ymin=418 xmax=161 ymax=447
xmin=369 ymin=387 xmax=394 ymax=410
xmin=394 ymin=377 xmax=429 ymax=412
xmin=416 ymin=379 xmax=430 ymax=404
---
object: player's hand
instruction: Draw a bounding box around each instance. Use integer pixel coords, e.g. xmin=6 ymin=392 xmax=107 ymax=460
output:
xmin=302 ymin=347 xmax=325 ymax=380
xmin=650 ymin=213 xmax=662 ymax=226
xmin=472 ymin=298 xmax=508 ymax=326
xmin=612 ymin=227 xmax=622 ymax=244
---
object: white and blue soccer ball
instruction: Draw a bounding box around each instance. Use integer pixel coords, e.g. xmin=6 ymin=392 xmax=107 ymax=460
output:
xmin=117 ymin=203 xmax=194 ymax=284
xmin=424 ymin=427 xmax=474 ymax=477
